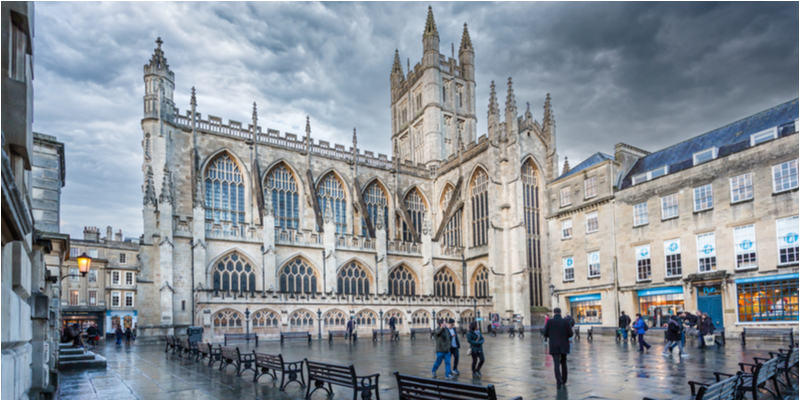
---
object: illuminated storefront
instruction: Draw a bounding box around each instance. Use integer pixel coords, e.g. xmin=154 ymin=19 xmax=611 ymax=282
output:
xmin=568 ymin=293 xmax=602 ymax=324
xmin=736 ymin=273 xmax=798 ymax=323
xmin=637 ymin=286 xmax=684 ymax=327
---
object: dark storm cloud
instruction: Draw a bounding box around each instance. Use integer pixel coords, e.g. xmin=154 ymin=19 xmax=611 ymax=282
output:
xmin=31 ymin=2 xmax=798 ymax=240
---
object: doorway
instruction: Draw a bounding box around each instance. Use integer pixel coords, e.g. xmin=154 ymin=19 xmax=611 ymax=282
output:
xmin=697 ymin=285 xmax=723 ymax=329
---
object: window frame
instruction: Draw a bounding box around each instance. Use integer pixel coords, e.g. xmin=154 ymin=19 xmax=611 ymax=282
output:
xmin=70 ymin=268 xmax=80 ymax=282
xmin=585 ymin=211 xmax=599 ymax=234
xmin=632 ymin=165 xmax=669 ymax=185
xmin=125 ymin=271 xmax=134 ymax=286
xmin=693 ymin=184 xmax=714 ymax=212
xmin=636 ymin=245 xmax=652 ymax=282
xmin=772 ymin=159 xmax=798 ymax=194
xmin=633 ymin=202 xmax=649 ymax=227
xmin=730 ymin=173 xmax=754 ymax=203
xmin=750 ymin=127 xmax=777 ymax=146
xmin=664 ymin=239 xmax=682 ymax=278
xmin=111 ymin=291 xmax=121 ymax=308
xmin=693 ymin=147 xmax=718 ymax=166
xmin=88 ymin=269 xmax=97 ymax=283
xmin=733 ymin=224 xmax=758 ymax=270
xmin=661 ymin=193 xmax=679 ymax=220
xmin=112 ymin=271 xmax=121 ymax=286
xmin=587 ymin=251 xmax=600 ymax=278
xmin=88 ymin=290 xmax=97 ymax=306
xmin=125 ymin=292 xmax=134 ymax=308
xmin=776 ymin=216 xmax=799 ymax=266
xmin=563 ymin=257 xmax=575 ymax=282
xmin=696 ymin=232 xmax=717 ymax=273
xmin=70 ymin=247 xmax=80 ymax=258
xmin=119 ymin=253 xmax=127 ymax=264
xmin=561 ymin=219 xmax=573 ymax=239
xmin=560 ymin=186 xmax=572 ymax=207
xmin=584 ymin=177 xmax=597 ymax=199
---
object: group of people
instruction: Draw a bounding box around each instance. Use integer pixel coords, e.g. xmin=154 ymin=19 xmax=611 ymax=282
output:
xmin=618 ymin=309 xmax=722 ymax=354
xmin=431 ymin=318 xmax=485 ymax=379
xmin=114 ymin=325 xmax=136 ymax=346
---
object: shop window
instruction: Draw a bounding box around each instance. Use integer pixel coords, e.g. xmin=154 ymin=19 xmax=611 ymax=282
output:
xmin=693 ymin=184 xmax=713 ymax=212
xmin=638 ymin=293 xmax=684 ymax=327
xmin=563 ymin=257 xmax=574 ymax=281
xmin=587 ymin=252 xmax=600 ymax=278
xmin=561 ymin=219 xmax=572 ymax=239
xmin=734 ymin=225 xmax=757 ymax=270
xmin=584 ymin=177 xmax=597 ymax=199
xmin=636 ymin=245 xmax=651 ymax=281
xmin=586 ymin=212 xmax=598 ymax=234
xmin=697 ymin=232 xmax=717 ymax=272
xmin=730 ymin=173 xmax=753 ymax=203
xmin=661 ymin=194 xmax=679 ymax=220
xmin=570 ymin=300 xmax=602 ymax=324
xmin=773 ymin=160 xmax=798 ymax=193
xmin=737 ymin=277 xmax=798 ymax=322
xmin=633 ymin=202 xmax=648 ymax=226
xmin=776 ymin=216 xmax=799 ymax=265
xmin=664 ymin=239 xmax=682 ymax=277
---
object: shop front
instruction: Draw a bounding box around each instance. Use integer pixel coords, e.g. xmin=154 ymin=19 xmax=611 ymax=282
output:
xmin=568 ymin=293 xmax=602 ymax=324
xmin=637 ymin=286 xmax=684 ymax=328
xmin=106 ymin=310 xmax=138 ymax=337
xmin=736 ymin=273 xmax=798 ymax=324
xmin=62 ymin=310 xmax=105 ymax=334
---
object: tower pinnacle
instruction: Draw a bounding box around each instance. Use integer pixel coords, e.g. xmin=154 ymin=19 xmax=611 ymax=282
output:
xmin=562 ymin=156 xmax=570 ymax=176
xmin=424 ymin=6 xmax=438 ymax=37
xmin=392 ymin=49 xmax=403 ymax=75
xmin=488 ymin=81 xmax=499 ymax=116
xmin=506 ymin=77 xmax=517 ymax=116
xmin=460 ymin=23 xmax=473 ymax=50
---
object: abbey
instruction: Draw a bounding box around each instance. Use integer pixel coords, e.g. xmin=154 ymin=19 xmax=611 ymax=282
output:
xmin=136 ymin=7 xmax=556 ymax=340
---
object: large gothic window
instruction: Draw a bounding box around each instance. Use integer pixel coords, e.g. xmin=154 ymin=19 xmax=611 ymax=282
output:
xmin=289 ymin=309 xmax=315 ymax=328
xmin=471 ymin=169 xmax=489 ymax=247
xmin=436 ymin=310 xmax=455 ymax=324
xmin=318 ymin=173 xmax=347 ymax=234
xmin=251 ymin=309 xmax=279 ymax=329
xmin=355 ymin=309 xmax=377 ymax=326
xmin=213 ymin=309 xmax=243 ymax=332
xmin=473 ymin=266 xmax=489 ymax=298
xmin=337 ymin=262 xmax=370 ymax=295
xmin=403 ymin=188 xmax=427 ymax=242
xmin=522 ymin=160 xmax=543 ymax=307
xmin=460 ymin=310 xmax=475 ymax=325
xmin=388 ymin=265 xmax=416 ymax=296
xmin=412 ymin=310 xmax=430 ymax=326
xmin=265 ymin=164 xmax=299 ymax=230
xmin=213 ymin=253 xmax=256 ymax=293
xmin=362 ymin=181 xmax=388 ymax=237
xmin=279 ymin=258 xmax=318 ymax=294
xmin=205 ymin=154 xmax=245 ymax=226
xmin=434 ymin=268 xmax=457 ymax=298
xmin=441 ymin=185 xmax=462 ymax=248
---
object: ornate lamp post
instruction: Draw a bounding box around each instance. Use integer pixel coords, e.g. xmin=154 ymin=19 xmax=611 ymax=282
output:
xmin=379 ymin=309 xmax=384 ymax=331
xmin=244 ymin=307 xmax=251 ymax=340
xmin=317 ymin=308 xmax=322 ymax=340
xmin=473 ymin=297 xmax=478 ymax=331
xmin=432 ymin=309 xmax=436 ymax=329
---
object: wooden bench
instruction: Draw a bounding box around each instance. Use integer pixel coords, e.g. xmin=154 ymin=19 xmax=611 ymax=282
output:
xmin=572 ymin=326 xmax=581 ymax=340
xmin=224 ymin=333 xmax=259 ymax=347
xmin=280 ymin=331 xmax=312 ymax=345
xmin=587 ymin=326 xmax=620 ymax=341
xmin=304 ymin=359 xmax=380 ymax=399
xmin=716 ymin=355 xmax=782 ymax=400
xmin=372 ymin=328 xmax=398 ymax=341
xmin=219 ymin=346 xmax=257 ymax=377
xmin=196 ymin=342 xmax=221 ymax=367
xmin=328 ymin=330 xmax=356 ymax=343
xmin=164 ymin=335 xmax=177 ymax=353
xmin=490 ymin=325 xmax=517 ymax=337
xmin=644 ymin=371 xmax=742 ymax=400
xmin=395 ymin=371 xmax=522 ymax=400
xmin=770 ymin=347 xmax=799 ymax=391
xmin=741 ymin=327 xmax=795 ymax=347
xmin=180 ymin=337 xmax=197 ymax=359
xmin=410 ymin=328 xmax=432 ymax=340
xmin=253 ymin=352 xmax=305 ymax=391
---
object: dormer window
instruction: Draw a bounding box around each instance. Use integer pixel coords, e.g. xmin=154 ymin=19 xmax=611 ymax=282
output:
xmin=632 ymin=165 xmax=669 ymax=185
xmin=750 ymin=127 xmax=777 ymax=146
xmin=693 ymin=147 xmax=718 ymax=166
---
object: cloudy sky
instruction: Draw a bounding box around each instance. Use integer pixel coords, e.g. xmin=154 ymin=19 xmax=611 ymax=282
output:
xmin=32 ymin=2 xmax=798 ymax=240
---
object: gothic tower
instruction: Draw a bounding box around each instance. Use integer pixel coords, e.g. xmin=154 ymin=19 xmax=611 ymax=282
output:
xmin=390 ymin=7 xmax=477 ymax=167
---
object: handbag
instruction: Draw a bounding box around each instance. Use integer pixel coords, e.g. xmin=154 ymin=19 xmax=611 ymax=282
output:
xmin=467 ymin=347 xmax=472 ymax=356
xmin=703 ymin=334 xmax=715 ymax=346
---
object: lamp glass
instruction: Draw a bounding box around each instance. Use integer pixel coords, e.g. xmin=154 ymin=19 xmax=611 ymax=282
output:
xmin=77 ymin=253 xmax=92 ymax=274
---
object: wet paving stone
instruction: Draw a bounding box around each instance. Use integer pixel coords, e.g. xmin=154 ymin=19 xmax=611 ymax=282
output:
xmin=57 ymin=335 xmax=798 ymax=400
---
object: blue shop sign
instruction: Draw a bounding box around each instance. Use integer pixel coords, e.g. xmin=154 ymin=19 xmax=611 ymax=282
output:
xmin=735 ymin=273 xmax=799 ymax=284
xmin=569 ymin=293 xmax=601 ymax=303
xmin=637 ymin=286 xmax=683 ymax=297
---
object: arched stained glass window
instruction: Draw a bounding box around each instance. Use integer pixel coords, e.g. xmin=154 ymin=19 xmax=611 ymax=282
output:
xmin=265 ymin=164 xmax=299 ymax=230
xmin=289 ymin=309 xmax=315 ymax=327
xmin=434 ymin=268 xmax=457 ymax=298
xmin=251 ymin=309 xmax=279 ymax=327
xmin=318 ymin=173 xmax=347 ymax=234
xmin=473 ymin=266 xmax=489 ymax=298
xmin=212 ymin=310 xmax=244 ymax=331
xmin=324 ymin=309 xmax=347 ymax=328
xmin=388 ymin=265 xmax=416 ymax=296
xmin=403 ymin=188 xmax=427 ymax=242
xmin=471 ymin=169 xmax=489 ymax=247
xmin=362 ymin=181 xmax=388 ymax=237
xmin=212 ymin=253 xmax=256 ymax=293
xmin=441 ymin=185 xmax=462 ymax=248
xmin=337 ymin=262 xmax=370 ymax=295
xmin=279 ymin=258 xmax=318 ymax=294
xmin=355 ymin=309 xmax=377 ymax=326
xmin=412 ymin=310 xmax=430 ymax=326
xmin=522 ymin=160 xmax=543 ymax=307
xmin=205 ymin=154 xmax=245 ymax=227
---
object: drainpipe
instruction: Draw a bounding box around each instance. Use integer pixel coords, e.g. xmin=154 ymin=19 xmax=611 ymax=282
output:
xmin=190 ymin=239 xmax=195 ymax=326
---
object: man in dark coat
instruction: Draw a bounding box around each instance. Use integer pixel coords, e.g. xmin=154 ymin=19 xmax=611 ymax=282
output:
xmin=543 ymin=308 xmax=573 ymax=389
xmin=346 ymin=316 xmax=356 ymax=341
xmin=388 ymin=315 xmax=398 ymax=341
xmin=618 ymin=311 xmax=632 ymax=340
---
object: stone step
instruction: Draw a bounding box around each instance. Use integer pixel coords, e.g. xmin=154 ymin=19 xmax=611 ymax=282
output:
xmin=59 ymin=353 xmax=95 ymax=362
xmin=60 ymin=348 xmax=85 ymax=356
xmin=58 ymin=353 xmax=107 ymax=372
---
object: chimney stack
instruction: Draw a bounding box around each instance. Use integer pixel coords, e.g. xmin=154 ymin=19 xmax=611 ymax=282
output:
xmin=115 ymin=229 xmax=123 ymax=242
xmin=106 ymin=226 xmax=113 ymax=241
xmin=83 ymin=226 xmax=100 ymax=242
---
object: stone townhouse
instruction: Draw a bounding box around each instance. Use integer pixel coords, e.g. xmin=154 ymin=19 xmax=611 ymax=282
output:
xmin=136 ymin=7 xmax=557 ymax=341
xmin=549 ymin=99 xmax=799 ymax=336
xmin=61 ymin=226 xmax=140 ymax=338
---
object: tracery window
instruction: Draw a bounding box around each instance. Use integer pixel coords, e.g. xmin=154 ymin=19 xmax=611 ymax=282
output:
xmin=318 ymin=173 xmax=347 ymax=234
xmin=522 ymin=160 xmax=543 ymax=307
xmin=412 ymin=310 xmax=430 ymax=326
xmin=355 ymin=309 xmax=377 ymax=326
xmin=471 ymin=169 xmax=489 ymax=247
xmin=324 ymin=310 xmax=347 ymax=328
xmin=384 ymin=310 xmax=404 ymax=325
xmin=436 ymin=310 xmax=454 ymax=324
xmin=289 ymin=309 xmax=315 ymax=327
xmin=388 ymin=265 xmax=416 ymax=296
xmin=460 ymin=310 xmax=475 ymax=325
xmin=473 ymin=266 xmax=489 ymax=298
xmin=279 ymin=258 xmax=318 ymax=294
xmin=213 ymin=309 xmax=243 ymax=330
xmin=434 ymin=268 xmax=457 ymax=297
xmin=362 ymin=181 xmax=388 ymax=236
xmin=251 ymin=309 xmax=279 ymax=328
xmin=441 ymin=185 xmax=462 ymax=247
xmin=265 ymin=164 xmax=299 ymax=230
xmin=337 ymin=262 xmax=371 ymax=295
xmin=205 ymin=154 xmax=245 ymax=226
xmin=212 ymin=253 xmax=256 ymax=293
xmin=403 ymin=188 xmax=427 ymax=242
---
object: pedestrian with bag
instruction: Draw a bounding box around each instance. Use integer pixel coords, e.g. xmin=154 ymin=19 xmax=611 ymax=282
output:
xmin=618 ymin=311 xmax=632 ymax=341
xmin=447 ymin=318 xmax=461 ymax=375
xmin=346 ymin=316 xmax=356 ymax=341
xmin=124 ymin=326 xmax=133 ymax=346
xmin=431 ymin=319 xmax=454 ymax=380
xmin=698 ymin=313 xmax=721 ymax=348
xmin=633 ymin=313 xmax=651 ymax=352
xmin=663 ymin=314 xmax=689 ymax=357
xmin=114 ymin=326 xmax=124 ymax=347
xmin=543 ymin=307 xmax=573 ymax=389
xmin=466 ymin=322 xmax=485 ymax=378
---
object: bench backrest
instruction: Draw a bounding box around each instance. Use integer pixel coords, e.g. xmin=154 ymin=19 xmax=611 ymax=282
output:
xmin=411 ymin=328 xmax=431 ymax=332
xmin=394 ymin=371 xmax=496 ymax=400
xmin=329 ymin=330 xmax=347 ymax=336
xmin=373 ymin=329 xmax=391 ymax=333
xmin=306 ymin=359 xmax=356 ymax=386
xmin=788 ymin=348 xmax=799 ymax=368
xmin=745 ymin=328 xmax=792 ymax=337
xmin=220 ymin=346 xmax=238 ymax=361
xmin=196 ymin=342 xmax=208 ymax=354
xmin=255 ymin=352 xmax=282 ymax=369
xmin=698 ymin=372 xmax=739 ymax=400
xmin=754 ymin=357 xmax=779 ymax=385
xmin=282 ymin=332 xmax=309 ymax=338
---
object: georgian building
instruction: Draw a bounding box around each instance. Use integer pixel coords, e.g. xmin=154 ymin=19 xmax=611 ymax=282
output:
xmin=136 ymin=7 xmax=557 ymax=341
xmin=550 ymin=99 xmax=799 ymax=335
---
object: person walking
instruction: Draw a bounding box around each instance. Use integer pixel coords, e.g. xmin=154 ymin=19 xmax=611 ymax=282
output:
xmin=388 ymin=315 xmax=397 ymax=341
xmin=466 ymin=322 xmax=485 ymax=378
xmin=633 ymin=314 xmax=651 ymax=352
xmin=618 ymin=311 xmax=632 ymax=341
xmin=124 ymin=326 xmax=133 ymax=346
xmin=663 ymin=314 xmax=689 ymax=357
xmin=447 ymin=319 xmax=461 ymax=375
xmin=697 ymin=313 xmax=721 ymax=348
xmin=346 ymin=316 xmax=356 ymax=342
xmin=86 ymin=324 xmax=99 ymax=347
xmin=543 ymin=314 xmax=550 ymax=342
xmin=114 ymin=326 xmax=124 ymax=347
xmin=432 ymin=319 xmax=454 ymax=380
xmin=543 ymin=307 xmax=573 ymax=389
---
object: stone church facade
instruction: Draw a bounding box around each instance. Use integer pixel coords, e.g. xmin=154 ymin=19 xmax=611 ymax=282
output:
xmin=136 ymin=8 xmax=557 ymax=341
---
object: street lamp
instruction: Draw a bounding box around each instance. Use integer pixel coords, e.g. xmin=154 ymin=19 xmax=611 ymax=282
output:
xmin=432 ymin=309 xmax=436 ymax=329
xmin=317 ymin=308 xmax=322 ymax=340
xmin=379 ymin=309 xmax=384 ymax=331
xmin=47 ymin=252 xmax=92 ymax=283
xmin=244 ymin=307 xmax=251 ymax=341
xmin=473 ymin=297 xmax=478 ymax=331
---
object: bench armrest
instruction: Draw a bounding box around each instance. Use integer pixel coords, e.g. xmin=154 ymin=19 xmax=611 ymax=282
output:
xmin=509 ymin=397 xmax=523 ymax=400
xmin=738 ymin=362 xmax=756 ymax=373
xmin=240 ymin=353 xmax=256 ymax=361
xmin=753 ymin=357 xmax=771 ymax=363
xmin=284 ymin=360 xmax=304 ymax=369
xmin=714 ymin=372 xmax=734 ymax=382
xmin=357 ymin=372 xmax=381 ymax=380
xmin=688 ymin=380 xmax=709 ymax=395
xmin=356 ymin=373 xmax=380 ymax=388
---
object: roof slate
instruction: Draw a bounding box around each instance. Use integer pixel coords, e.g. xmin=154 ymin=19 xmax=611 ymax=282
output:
xmin=552 ymin=152 xmax=614 ymax=183
xmin=620 ymin=99 xmax=798 ymax=189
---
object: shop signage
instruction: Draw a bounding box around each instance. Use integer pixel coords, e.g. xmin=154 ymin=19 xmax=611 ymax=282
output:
xmin=637 ymin=286 xmax=683 ymax=296
xmin=698 ymin=285 xmax=721 ymax=296
xmin=569 ymin=293 xmax=602 ymax=302
xmin=735 ymin=273 xmax=799 ymax=284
